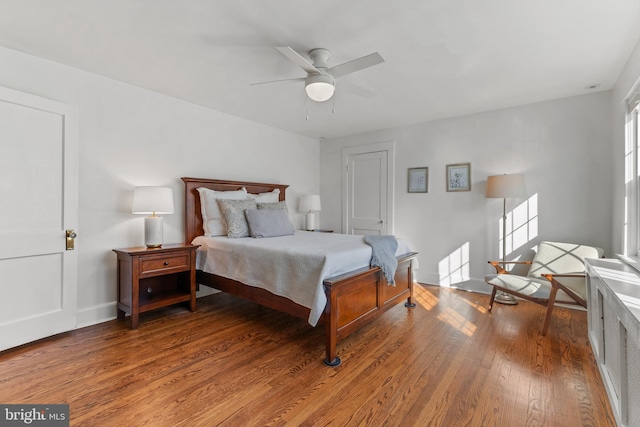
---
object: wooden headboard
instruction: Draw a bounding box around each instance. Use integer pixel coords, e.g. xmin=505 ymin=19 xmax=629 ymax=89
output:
xmin=181 ymin=177 xmax=289 ymax=244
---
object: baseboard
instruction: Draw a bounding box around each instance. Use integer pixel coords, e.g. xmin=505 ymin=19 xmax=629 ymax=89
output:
xmin=76 ymin=302 xmax=117 ymax=329
xmin=75 ymin=289 xmax=220 ymax=330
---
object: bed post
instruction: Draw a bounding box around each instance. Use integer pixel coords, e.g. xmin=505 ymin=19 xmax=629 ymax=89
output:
xmin=323 ymin=291 xmax=341 ymax=367
xmin=405 ymin=261 xmax=416 ymax=308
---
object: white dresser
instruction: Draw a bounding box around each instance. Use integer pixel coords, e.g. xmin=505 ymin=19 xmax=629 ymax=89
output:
xmin=585 ymin=257 xmax=640 ymax=427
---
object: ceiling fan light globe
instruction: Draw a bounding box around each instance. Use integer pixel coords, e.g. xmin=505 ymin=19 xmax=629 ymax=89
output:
xmin=305 ymin=75 xmax=335 ymax=102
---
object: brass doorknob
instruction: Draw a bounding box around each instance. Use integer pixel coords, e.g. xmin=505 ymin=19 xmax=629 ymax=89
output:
xmin=66 ymin=229 xmax=77 ymax=250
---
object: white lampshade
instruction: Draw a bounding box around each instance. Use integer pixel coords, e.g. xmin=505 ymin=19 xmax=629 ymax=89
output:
xmin=132 ymin=187 xmax=174 ymax=248
xmin=485 ymin=174 xmax=525 ymax=199
xmin=299 ymin=194 xmax=321 ymax=212
xmin=305 ymin=74 xmax=335 ymax=102
xmin=132 ymin=187 xmax=174 ymax=214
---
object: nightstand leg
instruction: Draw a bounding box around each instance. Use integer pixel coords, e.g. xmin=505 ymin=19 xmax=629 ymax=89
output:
xmin=130 ymin=312 xmax=139 ymax=329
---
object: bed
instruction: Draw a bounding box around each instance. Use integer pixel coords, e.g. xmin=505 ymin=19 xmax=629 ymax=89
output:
xmin=182 ymin=177 xmax=418 ymax=366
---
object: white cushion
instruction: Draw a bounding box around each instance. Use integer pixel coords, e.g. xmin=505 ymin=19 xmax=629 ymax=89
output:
xmin=528 ymin=241 xmax=601 ymax=278
xmin=197 ymin=187 xmax=248 ymax=236
xmin=485 ymin=273 xmax=579 ymax=303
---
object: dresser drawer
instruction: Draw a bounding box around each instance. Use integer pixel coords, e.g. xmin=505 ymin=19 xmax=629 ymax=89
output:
xmin=139 ymin=253 xmax=190 ymax=277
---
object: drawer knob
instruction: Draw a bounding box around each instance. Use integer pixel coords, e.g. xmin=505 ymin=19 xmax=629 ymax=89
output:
xmin=164 ymin=261 xmax=169 ymax=266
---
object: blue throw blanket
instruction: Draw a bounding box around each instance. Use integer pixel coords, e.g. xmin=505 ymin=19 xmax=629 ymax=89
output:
xmin=364 ymin=235 xmax=398 ymax=285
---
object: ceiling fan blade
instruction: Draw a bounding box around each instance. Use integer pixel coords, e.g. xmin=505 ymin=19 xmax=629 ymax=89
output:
xmin=250 ymin=77 xmax=305 ymax=86
xmin=329 ymin=52 xmax=384 ymax=79
xmin=341 ymin=82 xmax=376 ymax=99
xmin=276 ymin=47 xmax=320 ymax=74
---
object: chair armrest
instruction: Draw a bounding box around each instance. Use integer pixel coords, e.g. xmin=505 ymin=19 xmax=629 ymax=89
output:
xmin=488 ymin=260 xmax=531 ymax=274
xmin=540 ymin=273 xmax=588 ymax=307
xmin=541 ymin=273 xmax=585 ymax=280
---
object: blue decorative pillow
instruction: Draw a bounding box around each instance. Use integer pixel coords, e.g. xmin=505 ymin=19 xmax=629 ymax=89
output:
xmin=245 ymin=208 xmax=295 ymax=238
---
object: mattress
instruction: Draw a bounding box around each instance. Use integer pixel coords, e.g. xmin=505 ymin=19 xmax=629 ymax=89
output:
xmin=193 ymin=231 xmax=413 ymax=326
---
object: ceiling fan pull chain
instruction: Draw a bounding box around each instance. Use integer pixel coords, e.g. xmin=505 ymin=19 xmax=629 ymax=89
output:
xmin=304 ymin=96 xmax=309 ymax=121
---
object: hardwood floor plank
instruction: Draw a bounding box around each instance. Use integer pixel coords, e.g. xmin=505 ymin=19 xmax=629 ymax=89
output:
xmin=0 ymin=285 xmax=615 ymax=426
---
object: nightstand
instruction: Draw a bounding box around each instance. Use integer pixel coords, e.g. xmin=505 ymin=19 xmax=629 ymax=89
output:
xmin=113 ymin=243 xmax=199 ymax=329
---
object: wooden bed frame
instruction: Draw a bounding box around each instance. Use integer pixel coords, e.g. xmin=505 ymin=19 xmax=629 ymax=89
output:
xmin=182 ymin=177 xmax=417 ymax=366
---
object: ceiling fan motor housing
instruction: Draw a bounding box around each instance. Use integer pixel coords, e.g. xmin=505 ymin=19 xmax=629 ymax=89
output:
xmin=309 ymin=48 xmax=331 ymax=69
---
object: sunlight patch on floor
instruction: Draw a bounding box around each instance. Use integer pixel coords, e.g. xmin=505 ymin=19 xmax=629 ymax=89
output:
xmin=414 ymin=285 xmax=439 ymax=310
xmin=460 ymin=295 xmax=489 ymax=314
xmin=437 ymin=306 xmax=477 ymax=336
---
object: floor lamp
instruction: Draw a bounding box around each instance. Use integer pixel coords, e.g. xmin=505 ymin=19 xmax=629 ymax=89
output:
xmin=486 ymin=174 xmax=526 ymax=305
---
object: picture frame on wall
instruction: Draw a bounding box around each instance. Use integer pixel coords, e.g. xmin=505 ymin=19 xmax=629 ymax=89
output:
xmin=446 ymin=163 xmax=471 ymax=192
xmin=408 ymin=167 xmax=428 ymax=193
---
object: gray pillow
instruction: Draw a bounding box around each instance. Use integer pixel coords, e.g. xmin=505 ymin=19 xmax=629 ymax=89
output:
xmin=245 ymin=208 xmax=295 ymax=238
xmin=257 ymin=201 xmax=288 ymax=210
xmin=216 ymin=199 xmax=257 ymax=238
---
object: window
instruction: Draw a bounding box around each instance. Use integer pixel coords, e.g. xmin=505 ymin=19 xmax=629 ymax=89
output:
xmin=624 ymin=89 xmax=640 ymax=255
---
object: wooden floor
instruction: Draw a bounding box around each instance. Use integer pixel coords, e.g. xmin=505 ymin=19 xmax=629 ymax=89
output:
xmin=0 ymin=284 xmax=615 ymax=426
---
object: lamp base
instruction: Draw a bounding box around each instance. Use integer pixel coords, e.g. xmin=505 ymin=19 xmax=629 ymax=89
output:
xmin=144 ymin=216 xmax=163 ymax=248
xmin=494 ymin=290 xmax=518 ymax=305
xmin=305 ymin=212 xmax=315 ymax=231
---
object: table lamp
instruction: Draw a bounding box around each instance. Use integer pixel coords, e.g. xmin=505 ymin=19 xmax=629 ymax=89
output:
xmin=299 ymin=195 xmax=321 ymax=231
xmin=132 ymin=186 xmax=174 ymax=248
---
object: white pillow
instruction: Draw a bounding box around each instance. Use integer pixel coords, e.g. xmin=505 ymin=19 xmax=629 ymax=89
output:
xmin=197 ymin=187 xmax=248 ymax=236
xmin=248 ymin=188 xmax=280 ymax=203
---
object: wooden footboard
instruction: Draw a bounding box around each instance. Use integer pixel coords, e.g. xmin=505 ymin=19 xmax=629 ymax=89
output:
xmin=323 ymin=252 xmax=417 ymax=366
xmin=196 ymin=252 xmax=417 ymax=366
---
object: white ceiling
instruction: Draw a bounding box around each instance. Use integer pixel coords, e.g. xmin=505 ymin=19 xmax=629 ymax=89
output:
xmin=0 ymin=0 xmax=639 ymax=139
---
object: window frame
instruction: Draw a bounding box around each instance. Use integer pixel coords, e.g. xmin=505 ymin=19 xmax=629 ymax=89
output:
xmin=625 ymin=89 xmax=640 ymax=256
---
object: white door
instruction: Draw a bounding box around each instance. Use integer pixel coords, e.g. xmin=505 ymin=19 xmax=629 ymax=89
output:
xmin=343 ymin=142 xmax=394 ymax=235
xmin=0 ymin=86 xmax=78 ymax=351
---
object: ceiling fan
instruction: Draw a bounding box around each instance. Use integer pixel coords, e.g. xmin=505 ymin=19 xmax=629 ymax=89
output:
xmin=252 ymin=47 xmax=385 ymax=102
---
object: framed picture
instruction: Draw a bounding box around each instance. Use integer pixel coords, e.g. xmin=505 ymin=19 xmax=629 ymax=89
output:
xmin=408 ymin=167 xmax=428 ymax=193
xmin=446 ymin=163 xmax=471 ymax=192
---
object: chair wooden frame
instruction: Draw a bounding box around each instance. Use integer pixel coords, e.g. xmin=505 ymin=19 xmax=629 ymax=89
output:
xmin=487 ymin=260 xmax=587 ymax=335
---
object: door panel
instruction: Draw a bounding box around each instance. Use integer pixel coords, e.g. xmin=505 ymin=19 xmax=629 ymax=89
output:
xmin=343 ymin=142 xmax=394 ymax=236
xmin=349 ymin=151 xmax=386 ymax=235
xmin=0 ymin=86 xmax=78 ymax=351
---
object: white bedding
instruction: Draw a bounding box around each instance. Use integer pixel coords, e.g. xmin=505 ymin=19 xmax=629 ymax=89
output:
xmin=193 ymin=231 xmax=413 ymax=326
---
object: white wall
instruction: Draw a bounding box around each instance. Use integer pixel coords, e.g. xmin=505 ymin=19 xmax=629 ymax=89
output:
xmin=0 ymin=46 xmax=319 ymax=327
xmin=320 ymin=92 xmax=613 ymax=290
xmin=612 ymin=38 xmax=640 ymax=255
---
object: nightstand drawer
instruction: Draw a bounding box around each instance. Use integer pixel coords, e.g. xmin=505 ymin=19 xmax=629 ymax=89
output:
xmin=140 ymin=254 xmax=190 ymax=276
